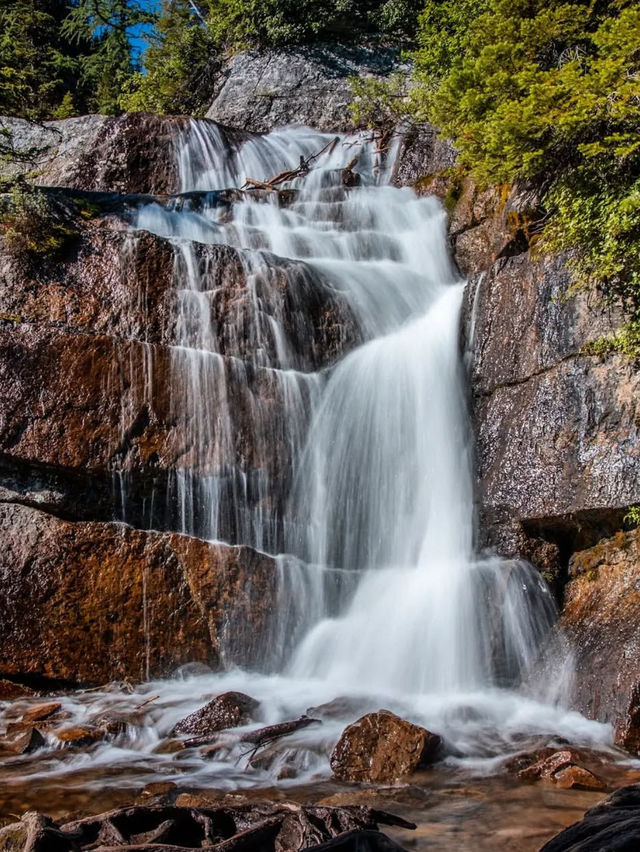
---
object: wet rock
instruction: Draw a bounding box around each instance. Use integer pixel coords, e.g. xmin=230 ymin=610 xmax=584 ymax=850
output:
xmin=54 ymin=725 xmax=107 ymax=747
xmin=615 ymin=684 xmax=640 ymax=755
xmin=306 ymin=830 xmax=410 ymax=851
xmin=6 ymin=727 xmax=46 ymax=756
xmin=307 ymin=696 xmax=375 ymax=720
xmin=330 ymin=710 xmax=441 ymax=783
xmin=207 ymin=45 xmax=402 ymax=133
xmin=561 ymin=530 xmax=640 ymax=728
xmin=173 ymin=692 xmax=260 ymax=738
xmin=22 ymin=702 xmax=62 ymax=723
xmin=0 ymin=502 xmax=279 ymax=683
xmin=0 ymin=680 xmax=35 ymax=700
xmin=553 ymin=765 xmax=606 ymax=791
xmin=539 ymin=783 xmax=640 ymax=851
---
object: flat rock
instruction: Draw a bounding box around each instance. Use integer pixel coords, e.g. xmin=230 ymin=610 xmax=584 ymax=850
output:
xmin=330 ymin=710 xmax=441 ymax=783
xmin=54 ymin=725 xmax=106 ymax=747
xmin=21 ymin=702 xmax=61 ymax=723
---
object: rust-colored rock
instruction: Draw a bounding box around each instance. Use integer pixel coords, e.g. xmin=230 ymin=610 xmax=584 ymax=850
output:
xmin=0 ymin=502 xmax=278 ymax=684
xmin=0 ymin=680 xmax=35 ymax=700
xmin=330 ymin=710 xmax=441 ymax=783
xmin=173 ymin=692 xmax=260 ymax=737
xmin=561 ymin=529 xmax=640 ymax=729
xmin=553 ymin=765 xmax=606 ymax=791
xmin=54 ymin=726 xmax=107 ymax=747
xmin=22 ymin=702 xmax=62 ymax=723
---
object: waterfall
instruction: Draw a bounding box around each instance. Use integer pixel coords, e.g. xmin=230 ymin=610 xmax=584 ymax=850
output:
xmin=133 ymin=120 xmax=559 ymax=697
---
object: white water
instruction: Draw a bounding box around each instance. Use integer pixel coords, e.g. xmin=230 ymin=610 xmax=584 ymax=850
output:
xmin=0 ymin=121 xmax=612 ymax=793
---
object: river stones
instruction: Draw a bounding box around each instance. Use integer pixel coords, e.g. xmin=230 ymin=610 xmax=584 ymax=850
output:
xmin=330 ymin=710 xmax=441 ymax=783
xmin=172 ymin=691 xmax=260 ymax=738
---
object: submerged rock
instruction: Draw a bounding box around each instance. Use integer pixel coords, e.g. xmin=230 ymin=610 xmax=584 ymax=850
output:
xmin=330 ymin=710 xmax=441 ymax=783
xmin=173 ymin=692 xmax=260 ymax=737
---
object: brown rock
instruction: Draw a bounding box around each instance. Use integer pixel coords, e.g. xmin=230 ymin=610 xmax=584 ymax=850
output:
xmin=0 ymin=680 xmax=35 ymax=700
xmin=330 ymin=710 xmax=441 ymax=783
xmin=552 ymin=765 xmax=606 ymax=791
xmin=615 ymin=684 xmax=640 ymax=754
xmin=54 ymin=726 xmax=106 ymax=747
xmin=561 ymin=530 xmax=640 ymax=727
xmin=22 ymin=702 xmax=62 ymax=723
xmin=517 ymin=749 xmax=575 ymax=781
xmin=6 ymin=727 xmax=46 ymax=756
xmin=173 ymin=692 xmax=260 ymax=738
xmin=0 ymin=502 xmax=278 ymax=684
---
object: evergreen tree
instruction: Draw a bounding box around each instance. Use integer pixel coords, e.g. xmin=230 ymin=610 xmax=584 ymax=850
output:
xmin=0 ymin=0 xmax=93 ymax=118
xmin=120 ymin=0 xmax=218 ymax=115
xmin=62 ymin=0 xmax=155 ymax=115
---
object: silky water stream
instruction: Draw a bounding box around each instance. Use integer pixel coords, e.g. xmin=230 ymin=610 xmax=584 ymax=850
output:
xmin=0 ymin=123 xmax=628 ymax=846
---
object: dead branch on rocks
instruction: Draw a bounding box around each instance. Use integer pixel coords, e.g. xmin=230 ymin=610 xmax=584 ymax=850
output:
xmin=240 ymin=715 xmax=322 ymax=760
xmin=242 ymin=136 xmax=342 ymax=191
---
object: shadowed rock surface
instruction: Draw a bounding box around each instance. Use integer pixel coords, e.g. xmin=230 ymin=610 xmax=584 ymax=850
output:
xmin=539 ymin=785 xmax=640 ymax=852
xmin=0 ymin=802 xmax=415 ymax=852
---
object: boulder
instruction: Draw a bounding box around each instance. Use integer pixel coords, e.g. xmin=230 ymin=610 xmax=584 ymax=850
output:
xmin=0 ymin=502 xmax=279 ymax=684
xmin=330 ymin=710 xmax=441 ymax=783
xmin=540 ymin=784 xmax=640 ymax=852
xmin=561 ymin=529 xmax=640 ymax=729
xmin=173 ymin=692 xmax=260 ymax=737
xmin=0 ymin=680 xmax=35 ymax=700
xmin=206 ymin=45 xmax=402 ymax=133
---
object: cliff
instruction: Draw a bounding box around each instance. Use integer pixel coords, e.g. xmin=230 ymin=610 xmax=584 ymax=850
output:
xmin=1 ymin=48 xmax=639 ymax=742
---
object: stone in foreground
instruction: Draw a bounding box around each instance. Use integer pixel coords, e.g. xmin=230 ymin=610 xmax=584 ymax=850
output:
xmin=330 ymin=710 xmax=441 ymax=783
xmin=172 ymin=692 xmax=260 ymax=737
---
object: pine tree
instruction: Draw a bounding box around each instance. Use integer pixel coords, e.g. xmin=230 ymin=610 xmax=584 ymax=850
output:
xmin=62 ymin=0 xmax=155 ymax=115
xmin=0 ymin=0 xmax=93 ymax=119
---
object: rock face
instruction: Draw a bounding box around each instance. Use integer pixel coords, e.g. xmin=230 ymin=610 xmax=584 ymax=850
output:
xmin=330 ymin=711 xmax=441 ymax=783
xmin=560 ymin=529 xmax=640 ymax=733
xmin=206 ymin=44 xmax=402 ymax=133
xmin=0 ymin=501 xmax=278 ymax=684
xmin=463 ymin=250 xmax=640 ymax=577
xmin=0 ymin=114 xmax=195 ymax=193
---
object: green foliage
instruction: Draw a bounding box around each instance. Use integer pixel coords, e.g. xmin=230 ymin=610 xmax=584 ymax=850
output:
xmin=0 ymin=184 xmax=78 ymax=262
xmin=624 ymin=505 xmax=640 ymax=528
xmin=120 ymin=0 xmax=218 ymax=115
xmin=62 ymin=0 xmax=155 ymax=114
xmin=409 ymin=0 xmax=640 ymax=348
xmin=0 ymin=0 xmax=95 ymax=119
xmin=205 ymin=0 xmax=422 ymax=48
xmin=348 ymin=72 xmax=409 ymax=129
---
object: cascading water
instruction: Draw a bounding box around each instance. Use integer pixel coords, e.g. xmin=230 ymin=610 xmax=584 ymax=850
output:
xmin=0 ymin=121 xmax=611 ymax=799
